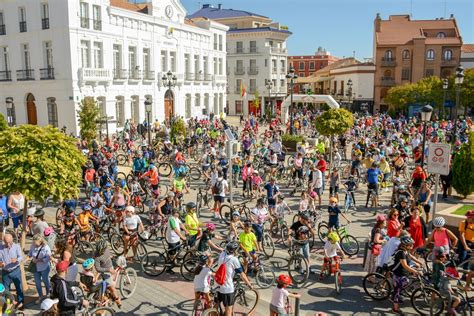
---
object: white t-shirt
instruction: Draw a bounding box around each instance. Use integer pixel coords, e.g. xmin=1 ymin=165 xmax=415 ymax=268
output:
xmin=123 ymin=215 xmax=142 ymax=230
xmin=193 ymin=266 xmax=212 ymax=293
xmin=324 ymin=241 xmax=342 ymax=258
xmin=166 ymin=216 xmax=182 ymax=244
xmin=217 ymin=252 xmax=242 ymax=294
xmin=216 ymin=178 xmax=228 ymax=197
xmin=311 ymin=169 xmax=323 ymax=188
xmin=270 ymin=287 xmax=290 ymax=308
xmin=251 ymin=207 xmax=268 ymax=224
xmin=274 ymin=202 xmax=288 ymax=219
xmin=270 ymin=141 xmax=282 ymax=153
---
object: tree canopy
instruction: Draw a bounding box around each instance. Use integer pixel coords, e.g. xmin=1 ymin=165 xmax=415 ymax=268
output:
xmin=313 ymin=108 xmax=354 ymax=136
xmin=0 ymin=125 xmax=86 ymax=202
xmin=452 ymin=132 xmax=474 ymax=198
xmin=77 ymin=97 xmax=100 ymax=144
xmin=0 ymin=113 xmax=8 ymax=132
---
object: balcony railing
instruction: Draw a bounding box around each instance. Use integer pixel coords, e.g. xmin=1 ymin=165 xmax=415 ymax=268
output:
xmin=40 ymin=67 xmax=55 ymax=80
xmin=234 ymin=67 xmax=245 ymax=75
xmin=381 ymin=58 xmax=396 ymax=67
xmin=381 ymin=76 xmax=395 ymax=86
xmin=441 ymin=59 xmax=458 ymax=67
xmin=214 ymin=75 xmax=226 ymax=82
xmin=17 ymin=69 xmax=35 ymax=80
xmin=204 ymin=73 xmax=213 ymax=81
xmin=270 ymin=47 xmax=287 ymax=54
xmin=248 ymin=67 xmax=258 ymax=75
xmin=185 ymin=72 xmax=194 ymax=81
xmin=80 ymin=68 xmax=111 ymax=82
xmin=42 ymin=18 xmax=49 ymax=30
xmin=143 ymin=70 xmax=155 ymax=81
xmin=129 ymin=69 xmax=141 ymax=80
xmin=19 ymin=21 xmax=27 ymax=33
xmin=231 ymin=48 xmax=259 ymax=54
xmin=80 ymin=17 xmax=89 ymax=28
xmin=272 ymin=67 xmax=277 ymax=74
xmin=0 ymin=71 xmax=12 ymax=81
xmin=0 ymin=24 xmax=5 ymax=35
xmin=113 ymin=69 xmax=127 ymax=80
xmin=93 ymin=20 xmax=102 ymax=31
xmin=195 ymin=73 xmax=204 ymax=81
xmin=249 ymin=47 xmax=258 ymax=54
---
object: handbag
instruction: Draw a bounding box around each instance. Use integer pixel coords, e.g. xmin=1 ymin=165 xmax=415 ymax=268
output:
xmin=27 ymin=245 xmax=44 ymax=274
xmin=371 ymin=244 xmax=382 ymax=256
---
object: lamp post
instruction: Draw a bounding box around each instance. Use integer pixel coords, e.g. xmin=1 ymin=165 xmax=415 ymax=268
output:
xmin=442 ymin=79 xmax=448 ymax=119
xmin=286 ymin=67 xmax=298 ymax=135
xmin=420 ymin=104 xmax=433 ymax=168
xmin=265 ymin=79 xmax=273 ymax=120
xmin=5 ymin=97 xmax=14 ymax=126
xmin=161 ymin=70 xmax=178 ymax=121
xmin=347 ymin=79 xmax=353 ymax=109
xmin=145 ymin=98 xmax=152 ymax=145
xmin=452 ymin=65 xmax=464 ymax=144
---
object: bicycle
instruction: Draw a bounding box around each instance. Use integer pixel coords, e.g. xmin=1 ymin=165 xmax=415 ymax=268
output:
xmin=287 ymin=239 xmax=310 ymax=288
xmin=110 ymin=230 xmax=148 ymax=261
xmin=343 ymin=190 xmax=356 ymax=213
xmin=317 ymin=223 xmax=359 ymax=256
xmin=270 ymin=217 xmax=290 ymax=247
xmin=71 ymin=286 xmax=117 ymax=315
xmin=140 ymin=239 xmax=191 ymax=277
xmin=239 ymin=252 xmax=275 ymax=289
xmin=195 ymin=186 xmax=212 ymax=218
xmin=219 ymin=201 xmax=251 ymax=224
xmin=367 ymin=188 xmax=378 ymax=208
xmin=319 ymin=256 xmax=344 ymax=294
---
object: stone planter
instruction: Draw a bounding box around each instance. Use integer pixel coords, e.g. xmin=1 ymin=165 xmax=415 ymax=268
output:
xmin=282 ymin=140 xmax=298 ymax=153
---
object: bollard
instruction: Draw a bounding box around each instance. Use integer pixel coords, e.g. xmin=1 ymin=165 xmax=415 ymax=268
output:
xmin=295 ymin=296 xmax=300 ymax=316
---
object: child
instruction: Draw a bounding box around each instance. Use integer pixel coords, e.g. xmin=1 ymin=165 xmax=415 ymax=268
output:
xmin=432 ymin=248 xmax=461 ymax=315
xmin=251 ymin=170 xmax=263 ymax=199
xmin=129 ymin=177 xmax=145 ymax=198
xmin=327 ymin=197 xmax=350 ymax=232
xmin=299 ymin=191 xmax=310 ymax=212
xmin=343 ymin=175 xmax=358 ymax=208
xmin=270 ymin=196 xmax=291 ymax=234
xmin=193 ymin=255 xmax=214 ymax=310
xmin=320 ymin=232 xmax=345 ymax=279
xmin=270 ymin=274 xmax=301 ymax=316
xmin=228 ymin=211 xmax=244 ymax=241
xmin=79 ymin=258 xmax=114 ymax=306
xmin=239 ymin=221 xmax=259 ymax=273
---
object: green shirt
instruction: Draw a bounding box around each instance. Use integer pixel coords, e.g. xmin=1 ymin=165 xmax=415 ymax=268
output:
xmin=173 ymin=178 xmax=186 ymax=193
xmin=239 ymin=232 xmax=257 ymax=252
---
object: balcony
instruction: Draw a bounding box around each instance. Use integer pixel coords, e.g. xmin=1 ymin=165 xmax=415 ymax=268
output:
xmin=93 ymin=20 xmax=102 ymax=31
xmin=79 ymin=68 xmax=111 ymax=82
xmin=441 ymin=59 xmax=458 ymax=67
xmin=234 ymin=67 xmax=245 ymax=75
xmin=143 ymin=70 xmax=155 ymax=81
xmin=40 ymin=67 xmax=55 ymax=80
xmin=80 ymin=17 xmax=89 ymax=29
xmin=248 ymin=67 xmax=258 ymax=75
xmin=17 ymin=69 xmax=35 ymax=81
xmin=0 ymin=24 xmax=5 ymax=35
xmin=0 ymin=71 xmax=11 ymax=81
xmin=19 ymin=21 xmax=27 ymax=33
xmin=42 ymin=18 xmax=49 ymax=30
xmin=195 ymin=73 xmax=204 ymax=81
xmin=381 ymin=58 xmax=396 ymax=67
xmin=270 ymin=47 xmax=288 ymax=54
xmin=129 ymin=69 xmax=141 ymax=80
xmin=113 ymin=69 xmax=127 ymax=80
xmin=204 ymin=73 xmax=213 ymax=81
xmin=214 ymin=75 xmax=226 ymax=82
xmin=381 ymin=76 xmax=395 ymax=86
xmin=185 ymin=72 xmax=194 ymax=81
xmin=272 ymin=67 xmax=277 ymax=74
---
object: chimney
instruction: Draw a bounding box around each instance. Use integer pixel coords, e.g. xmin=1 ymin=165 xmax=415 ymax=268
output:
xmin=218 ymin=4 xmax=222 ymax=9
xmin=374 ymin=13 xmax=382 ymax=32
xmin=450 ymin=14 xmax=454 ymax=19
xmin=202 ymin=4 xmax=210 ymax=9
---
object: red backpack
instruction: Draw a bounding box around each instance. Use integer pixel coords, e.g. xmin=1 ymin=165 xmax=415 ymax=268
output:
xmin=214 ymin=257 xmax=230 ymax=285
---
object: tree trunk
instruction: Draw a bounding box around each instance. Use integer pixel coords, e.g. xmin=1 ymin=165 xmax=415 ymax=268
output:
xmin=20 ymin=199 xmax=29 ymax=291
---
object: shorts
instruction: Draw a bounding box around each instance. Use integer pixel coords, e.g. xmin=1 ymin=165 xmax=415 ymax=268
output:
xmin=314 ymin=187 xmax=322 ymax=197
xmin=422 ymin=204 xmax=431 ymax=214
xmin=167 ymin=242 xmax=181 ymax=256
xmin=329 ymin=186 xmax=339 ymax=195
xmin=328 ymin=221 xmax=340 ymax=229
xmin=267 ymin=198 xmax=276 ymax=207
xmin=151 ymin=184 xmax=159 ymax=190
xmin=217 ymin=292 xmax=235 ymax=307
xmin=269 ymin=303 xmax=288 ymax=316
xmin=241 ymin=249 xmax=256 ymax=257
xmin=11 ymin=214 xmax=23 ymax=229
xmin=368 ymin=183 xmax=379 ymax=195
xmin=101 ymin=273 xmax=116 ymax=287
xmin=214 ymin=195 xmax=224 ymax=203
xmin=252 ymin=224 xmax=263 ymax=242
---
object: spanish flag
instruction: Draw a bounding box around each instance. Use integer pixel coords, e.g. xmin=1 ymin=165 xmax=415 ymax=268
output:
xmin=240 ymin=81 xmax=247 ymax=98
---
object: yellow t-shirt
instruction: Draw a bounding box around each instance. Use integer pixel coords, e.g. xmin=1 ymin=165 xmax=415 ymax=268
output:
xmin=459 ymin=220 xmax=474 ymax=243
xmin=185 ymin=213 xmax=200 ymax=236
xmin=239 ymin=232 xmax=257 ymax=252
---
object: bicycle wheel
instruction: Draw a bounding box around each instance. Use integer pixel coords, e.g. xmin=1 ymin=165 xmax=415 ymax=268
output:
xmin=136 ymin=242 xmax=148 ymax=261
xmin=189 ymin=167 xmax=201 ymax=180
xmin=159 ymin=183 xmax=169 ymax=196
xmin=110 ymin=233 xmax=125 ymax=255
xmin=281 ymin=224 xmax=290 ymax=248
xmin=335 ymin=271 xmax=343 ymax=294
xmin=292 ymin=214 xmax=299 ymax=225
xmin=140 ymin=251 xmax=167 ymax=277
xmin=87 ymin=306 xmax=116 ymax=315
xmin=117 ymin=154 xmax=127 ymax=166
xmin=362 ymin=273 xmax=392 ymax=300
xmin=340 ymin=234 xmax=359 ymax=256
xmin=55 ymin=207 xmax=64 ymax=227
xmin=158 ymin=163 xmax=172 ymax=177
xmin=119 ymin=267 xmax=138 ymax=299
xmin=116 ymin=172 xmax=127 ymax=182
xmin=410 ymin=286 xmax=445 ymax=315
xmin=317 ymin=222 xmax=329 ymax=242
xmin=256 ymin=265 xmax=276 ymax=289
xmin=75 ymin=241 xmax=95 ymax=259
xmin=233 ymin=287 xmax=259 ymax=315
xmin=181 ymin=257 xmax=199 ymax=281
xmin=288 ymin=254 xmax=309 ymax=287
xmin=219 ymin=204 xmax=233 ymax=224
xmin=262 ymin=233 xmax=275 ymax=258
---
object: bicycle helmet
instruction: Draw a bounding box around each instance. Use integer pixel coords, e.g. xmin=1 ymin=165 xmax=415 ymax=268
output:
xmin=167 ymin=192 xmax=175 ymax=198
xmin=120 ymin=179 xmax=127 ymax=188
xmin=299 ymin=212 xmax=310 ymax=221
xmin=0 ymin=283 xmax=4 ymax=294
xmin=276 ymin=274 xmax=292 ymax=286
xmin=92 ymin=187 xmax=100 ymax=193
xmin=186 ymin=202 xmax=197 ymax=211
xmin=199 ymin=254 xmax=209 ymax=264
xmin=125 ymin=205 xmax=135 ymax=213
xmin=400 ymin=236 xmax=414 ymax=246
xmin=82 ymin=258 xmax=95 ymax=270
xmin=41 ymin=298 xmax=59 ymax=312
xmin=433 ymin=217 xmax=446 ymax=228
xmin=44 ymin=227 xmax=54 ymax=237
xmin=95 ymin=239 xmax=108 ymax=255
xmin=205 ymin=223 xmax=216 ymax=231
xmin=226 ymin=241 xmax=239 ymax=253
xmin=327 ymin=232 xmax=340 ymax=243
xmin=82 ymin=204 xmax=92 ymax=211
xmin=329 ymin=197 xmax=338 ymax=203
xmin=232 ymin=211 xmax=240 ymax=218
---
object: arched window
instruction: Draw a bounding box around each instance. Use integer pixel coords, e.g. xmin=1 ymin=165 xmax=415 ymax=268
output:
xmin=436 ymin=32 xmax=446 ymax=38
xmin=443 ymin=49 xmax=453 ymax=61
xmin=426 ymin=49 xmax=435 ymax=60
xmin=402 ymin=50 xmax=410 ymax=59
xmin=384 ymin=50 xmax=393 ymax=61
xmin=115 ymin=96 xmax=124 ymax=127
xmin=47 ymin=97 xmax=58 ymax=127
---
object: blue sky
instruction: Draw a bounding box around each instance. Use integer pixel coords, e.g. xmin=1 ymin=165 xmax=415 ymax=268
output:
xmin=138 ymin=0 xmax=473 ymax=58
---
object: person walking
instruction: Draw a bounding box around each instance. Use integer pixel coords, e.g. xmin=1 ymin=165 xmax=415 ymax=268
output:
xmin=0 ymin=233 xmax=24 ymax=310
xmin=27 ymin=234 xmax=52 ymax=304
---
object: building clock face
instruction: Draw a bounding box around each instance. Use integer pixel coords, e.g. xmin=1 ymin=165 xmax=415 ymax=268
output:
xmin=165 ymin=5 xmax=173 ymax=19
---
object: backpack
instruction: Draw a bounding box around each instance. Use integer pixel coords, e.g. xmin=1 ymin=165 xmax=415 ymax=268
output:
xmin=212 ymin=180 xmax=223 ymax=195
xmin=214 ymin=257 xmax=230 ymax=285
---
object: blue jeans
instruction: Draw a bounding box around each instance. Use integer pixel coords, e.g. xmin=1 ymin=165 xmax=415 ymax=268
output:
xmin=33 ymin=265 xmax=51 ymax=297
xmin=2 ymin=267 xmax=23 ymax=303
xmin=301 ymin=242 xmax=310 ymax=261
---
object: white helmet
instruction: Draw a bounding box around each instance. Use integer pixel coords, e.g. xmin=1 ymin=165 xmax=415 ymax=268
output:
xmin=125 ymin=206 xmax=135 ymax=213
xmin=116 ymin=255 xmax=127 ymax=268
xmin=41 ymin=298 xmax=59 ymax=311
xmin=433 ymin=217 xmax=446 ymax=228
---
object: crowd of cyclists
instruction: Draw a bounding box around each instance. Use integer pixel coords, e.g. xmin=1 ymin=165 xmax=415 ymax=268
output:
xmin=0 ymin=109 xmax=472 ymax=315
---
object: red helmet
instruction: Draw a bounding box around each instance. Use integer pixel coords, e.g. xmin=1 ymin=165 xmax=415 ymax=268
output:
xmin=277 ymin=274 xmax=292 ymax=285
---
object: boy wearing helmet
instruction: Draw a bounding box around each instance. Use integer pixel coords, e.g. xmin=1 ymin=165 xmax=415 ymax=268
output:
xmin=76 ymin=204 xmax=98 ymax=241
xmin=320 ymin=232 xmax=345 ymax=280
xmin=239 ymin=221 xmax=260 ymax=273
xmin=270 ymin=274 xmax=301 ymax=316
xmin=327 ymin=197 xmax=350 ymax=232
xmin=79 ymin=258 xmax=110 ymax=306
xmin=185 ymin=202 xmax=202 ymax=247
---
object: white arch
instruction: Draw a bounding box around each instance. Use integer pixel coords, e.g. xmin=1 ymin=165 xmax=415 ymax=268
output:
xmin=281 ymin=94 xmax=340 ymax=121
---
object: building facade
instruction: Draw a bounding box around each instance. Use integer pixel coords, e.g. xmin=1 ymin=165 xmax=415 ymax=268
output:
xmin=373 ymin=14 xmax=463 ymax=112
xmin=287 ymin=47 xmax=339 ymax=93
xmin=461 ymin=44 xmax=474 ymax=69
xmin=188 ymin=4 xmax=291 ymax=116
xmin=0 ymin=0 xmax=227 ymax=135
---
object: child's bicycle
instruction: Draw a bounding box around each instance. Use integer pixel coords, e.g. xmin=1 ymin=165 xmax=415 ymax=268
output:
xmin=319 ymin=256 xmax=343 ymax=294
xmin=343 ymin=190 xmax=356 ymax=213
xmin=317 ymin=223 xmax=359 ymax=256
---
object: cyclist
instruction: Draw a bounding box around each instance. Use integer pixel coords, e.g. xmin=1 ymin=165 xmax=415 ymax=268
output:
xmin=211 ymin=171 xmax=228 ymax=219
xmin=184 ymin=202 xmax=202 ymax=247
xmin=270 ymin=195 xmax=291 ymax=234
xmin=228 ymin=212 xmax=244 ymax=242
xmin=328 ymin=197 xmax=350 ymax=232
xmin=250 ymin=198 xmax=269 ymax=250
xmin=263 ymin=177 xmax=280 ymax=213
xmin=320 ymin=232 xmax=345 ymax=280
xmin=166 ymin=209 xmax=189 ymax=273
xmin=140 ymin=165 xmax=160 ymax=191
xmin=172 ymin=173 xmax=189 ymax=209
xmin=288 ymin=212 xmax=314 ymax=264
xmin=75 ymin=204 xmax=98 ymax=240
xmin=239 ymin=220 xmax=260 ymax=273
xmin=197 ymin=223 xmax=223 ymax=253
xmin=122 ymin=206 xmax=145 ymax=261
xmin=132 ymin=152 xmax=146 ymax=176
xmin=365 ymin=162 xmax=382 ymax=208
xmin=94 ymin=240 xmax=121 ymax=307
xmin=79 ymin=258 xmax=108 ymax=304
xmin=157 ymin=192 xmax=174 ymax=218
xmin=343 ymin=175 xmax=358 ymax=208
xmin=270 ymin=274 xmax=301 ymax=316
xmin=193 ymin=254 xmax=214 ymax=310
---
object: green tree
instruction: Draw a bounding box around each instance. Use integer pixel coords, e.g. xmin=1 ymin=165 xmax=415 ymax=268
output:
xmin=0 ymin=113 xmax=8 ymax=131
xmin=77 ymin=97 xmax=100 ymax=144
xmin=253 ymin=90 xmax=261 ymax=116
xmin=452 ymin=132 xmax=474 ymax=198
xmin=170 ymin=117 xmax=187 ymax=144
xmin=447 ymin=68 xmax=474 ymax=114
xmin=385 ymin=83 xmax=416 ymax=111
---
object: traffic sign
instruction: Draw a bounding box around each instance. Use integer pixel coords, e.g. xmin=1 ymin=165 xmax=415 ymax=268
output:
xmin=427 ymin=143 xmax=451 ymax=175
xmin=224 ymin=128 xmax=235 ymax=141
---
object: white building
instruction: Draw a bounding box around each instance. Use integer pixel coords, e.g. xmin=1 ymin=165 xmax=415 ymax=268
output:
xmin=461 ymin=44 xmax=474 ymax=69
xmin=188 ymin=4 xmax=291 ymax=117
xmin=0 ymin=0 xmax=228 ymax=135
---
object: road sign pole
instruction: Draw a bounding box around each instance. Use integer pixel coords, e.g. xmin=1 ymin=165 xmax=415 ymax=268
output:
xmin=431 ymin=173 xmax=440 ymax=231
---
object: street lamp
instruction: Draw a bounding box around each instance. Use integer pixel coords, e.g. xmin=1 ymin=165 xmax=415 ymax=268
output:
xmin=161 ymin=70 xmax=178 ymax=121
xmin=347 ymin=79 xmax=353 ymax=109
xmin=441 ymin=79 xmax=448 ymax=119
xmin=420 ymin=104 xmax=433 ymax=167
xmin=452 ymin=65 xmax=464 ymax=144
xmin=5 ymin=97 xmax=14 ymax=126
xmin=286 ymin=67 xmax=298 ymax=135
xmin=145 ymin=98 xmax=153 ymax=145
xmin=265 ymin=80 xmax=273 ymax=120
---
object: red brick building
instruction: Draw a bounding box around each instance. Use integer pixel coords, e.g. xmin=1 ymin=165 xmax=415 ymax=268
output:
xmin=288 ymin=47 xmax=339 ymax=93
